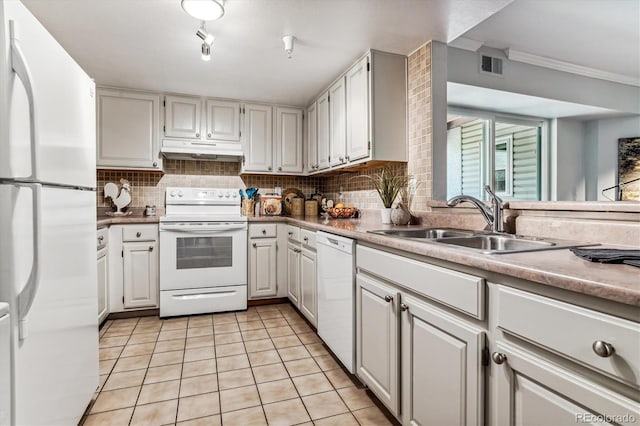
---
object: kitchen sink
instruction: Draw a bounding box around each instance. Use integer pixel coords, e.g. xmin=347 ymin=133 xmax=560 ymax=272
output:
xmin=368 ymin=227 xmax=594 ymax=254
xmin=368 ymin=228 xmax=475 ymax=239
xmin=434 ymin=235 xmax=556 ymax=254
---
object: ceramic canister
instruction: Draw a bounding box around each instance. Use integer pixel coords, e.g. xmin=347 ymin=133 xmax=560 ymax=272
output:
xmin=291 ymin=197 xmax=304 ymax=216
xmin=305 ymin=200 xmax=319 ymax=216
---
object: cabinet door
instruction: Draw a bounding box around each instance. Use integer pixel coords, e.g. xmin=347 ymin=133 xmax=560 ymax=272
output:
xmin=492 ymin=341 xmax=638 ymax=426
xmin=164 ymin=95 xmax=201 ymax=139
xmin=306 ymin=103 xmax=318 ymax=173
xmin=275 ymin=107 xmax=303 ymax=173
xmin=346 ymin=56 xmax=370 ymax=162
xmin=97 ymin=89 xmax=161 ymax=169
xmin=401 ymin=294 xmax=485 ymax=426
xmin=287 ymin=243 xmax=301 ymax=306
xmin=329 ymin=78 xmax=347 ymax=167
xmin=205 ymin=99 xmax=241 ymax=141
xmin=242 ymin=104 xmax=273 ymax=172
xmin=299 ymin=248 xmax=317 ymax=326
xmin=355 ymin=273 xmax=400 ymax=417
xmin=97 ymin=249 xmax=109 ymax=324
xmin=249 ymin=238 xmax=277 ymax=298
xmin=317 ymin=92 xmax=331 ymax=170
xmin=123 ymin=241 xmax=158 ymax=309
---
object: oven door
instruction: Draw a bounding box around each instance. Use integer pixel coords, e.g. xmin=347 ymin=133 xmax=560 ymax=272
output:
xmin=159 ymin=222 xmax=247 ymax=291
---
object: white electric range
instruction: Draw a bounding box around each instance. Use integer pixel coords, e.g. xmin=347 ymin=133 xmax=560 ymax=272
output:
xmin=159 ymin=187 xmax=247 ymax=317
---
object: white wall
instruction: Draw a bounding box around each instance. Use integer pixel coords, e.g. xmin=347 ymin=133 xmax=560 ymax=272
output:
xmin=447 ymin=46 xmax=640 ymax=115
xmin=550 ymin=118 xmax=586 ymax=200
xmin=584 ymin=116 xmax=640 ymax=200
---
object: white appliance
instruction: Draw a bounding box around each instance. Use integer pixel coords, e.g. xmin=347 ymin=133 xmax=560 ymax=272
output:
xmin=316 ymin=231 xmax=356 ymax=374
xmin=0 ymin=1 xmax=98 ymax=425
xmin=0 ymin=303 xmax=10 ymax=425
xmin=159 ymin=187 xmax=248 ymax=317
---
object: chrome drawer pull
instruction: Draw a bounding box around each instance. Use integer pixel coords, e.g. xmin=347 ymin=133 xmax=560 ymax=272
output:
xmin=592 ymin=340 xmax=615 ymax=357
xmin=384 ymin=295 xmax=393 ymax=302
xmin=400 ymin=303 xmax=408 ymax=312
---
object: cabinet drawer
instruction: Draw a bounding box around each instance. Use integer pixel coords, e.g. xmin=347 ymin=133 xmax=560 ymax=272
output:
xmin=122 ymin=225 xmax=157 ymax=242
xmin=357 ymin=245 xmax=485 ymax=319
xmin=496 ymin=286 xmax=640 ymax=388
xmin=300 ymin=229 xmax=316 ymax=250
xmin=97 ymin=227 xmax=109 ymax=248
xmin=249 ymin=224 xmax=277 ymax=238
xmin=286 ymin=225 xmax=301 ymax=242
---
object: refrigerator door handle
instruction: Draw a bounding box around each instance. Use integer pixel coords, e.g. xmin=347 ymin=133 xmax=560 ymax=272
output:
xmin=16 ymin=183 xmax=42 ymax=340
xmin=9 ymin=21 xmax=39 ymax=182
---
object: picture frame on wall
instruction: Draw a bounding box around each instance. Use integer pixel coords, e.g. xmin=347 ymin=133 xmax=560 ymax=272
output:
xmin=617 ymin=137 xmax=640 ymax=201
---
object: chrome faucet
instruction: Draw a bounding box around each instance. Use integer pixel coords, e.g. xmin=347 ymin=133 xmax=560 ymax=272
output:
xmin=447 ymin=185 xmax=504 ymax=233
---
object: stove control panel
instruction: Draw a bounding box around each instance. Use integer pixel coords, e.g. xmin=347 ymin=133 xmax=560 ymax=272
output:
xmin=166 ymin=187 xmax=241 ymax=205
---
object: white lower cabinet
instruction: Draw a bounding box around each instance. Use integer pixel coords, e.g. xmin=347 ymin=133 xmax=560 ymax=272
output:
xmin=299 ymin=247 xmax=317 ymax=326
xmin=249 ymin=238 xmax=278 ymax=298
xmin=401 ymin=294 xmax=484 ymax=426
xmin=97 ymin=246 xmax=109 ymax=324
xmin=287 ymin=242 xmax=301 ymax=306
xmin=285 ymin=227 xmax=317 ymax=326
xmin=355 ymin=274 xmax=400 ymax=417
xmin=122 ymin=241 xmax=158 ymax=309
xmin=108 ymin=224 xmax=159 ymax=312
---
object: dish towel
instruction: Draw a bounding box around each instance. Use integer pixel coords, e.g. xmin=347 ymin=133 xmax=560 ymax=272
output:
xmin=569 ymin=248 xmax=640 ymax=268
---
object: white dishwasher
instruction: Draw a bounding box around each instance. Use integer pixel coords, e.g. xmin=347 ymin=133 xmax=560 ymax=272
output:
xmin=316 ymin=232 xmax=355 ymax=373
xmin=0 ymin=303 xmax=10 ymax=425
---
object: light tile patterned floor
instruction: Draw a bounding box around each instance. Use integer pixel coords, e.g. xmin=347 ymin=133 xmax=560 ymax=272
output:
xmin=83 ymin=303 xmax=397 ymax=426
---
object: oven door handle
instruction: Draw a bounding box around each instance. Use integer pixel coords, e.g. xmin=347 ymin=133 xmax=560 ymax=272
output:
xmin=160 ymin=224 xmax=247 ymax=233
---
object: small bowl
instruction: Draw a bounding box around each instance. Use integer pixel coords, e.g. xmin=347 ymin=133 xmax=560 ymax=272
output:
xmin=326 ymin=207 xmax=358 ymax=218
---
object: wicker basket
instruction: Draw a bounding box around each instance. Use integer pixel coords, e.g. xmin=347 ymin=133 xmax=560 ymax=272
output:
xmin=326 ymin=207 xmax=358 ymax=218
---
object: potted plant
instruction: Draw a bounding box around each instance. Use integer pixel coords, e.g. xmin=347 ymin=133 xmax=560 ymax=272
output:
xmin=362 ymin=166 xmax=405 ymax=224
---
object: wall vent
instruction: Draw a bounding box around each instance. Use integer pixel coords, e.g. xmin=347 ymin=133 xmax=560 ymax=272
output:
xmin=480 ymin=55 xmax=503 ymax=75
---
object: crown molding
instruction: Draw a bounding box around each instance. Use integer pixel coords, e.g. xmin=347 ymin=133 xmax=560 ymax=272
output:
xmin=505 ymin=48 xmax=640 ymax=87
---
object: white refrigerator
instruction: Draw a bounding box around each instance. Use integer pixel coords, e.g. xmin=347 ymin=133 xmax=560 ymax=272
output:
xmin=0 ymin=1 xmax=99 ymax=425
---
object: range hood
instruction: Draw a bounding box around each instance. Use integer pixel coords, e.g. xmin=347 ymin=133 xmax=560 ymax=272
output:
xmin=161 ymin=139 xmax=243 ymax=162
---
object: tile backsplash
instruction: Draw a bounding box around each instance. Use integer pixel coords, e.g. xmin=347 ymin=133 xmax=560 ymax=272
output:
xmin=97 ymin=159 xmax=321 ymax=209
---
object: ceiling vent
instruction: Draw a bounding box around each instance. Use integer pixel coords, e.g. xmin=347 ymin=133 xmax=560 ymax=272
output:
xmin=480 ymin=54 xmax=503 ymax=76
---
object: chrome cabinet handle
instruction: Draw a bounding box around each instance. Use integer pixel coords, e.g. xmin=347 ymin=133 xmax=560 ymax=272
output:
xmin=400 ymin=303 xmax=408 ymax=311
xmin=98 ymin=236 xmax=104 ymax=242
xmin=252 ymin=243 xmax=257 ymax=248
xmin=153 ymin=161 xmax=158 ymax=167
xmin=278 ymin=166 xmax=282 ymax=171
xmin=492 ymin=352 xmax=507 ymax=364
xmin=345 ymin=156 xmax=350 ymax=161
xmin=384 ymin=295 xmax=393 ymax=302
xmin=288 ymin=232 xmax=293 ymax=236
xmin=262 ymin=229 xmax=266 ymax=235
xmin=303 ymin=237 xmax=308 ymax=242
xmin=339 ymin=156 xmax=344 ymax=162
xmin=195 ymin=132 xmax=200 ymax=137
xmin=268 ymin=166 xmax=272 ymax=171
xmin=208 ymin=133 xmax=212 ymax=137
xmin=148 ymin=246 xmax=154 ymax=252
xmin=136 ymin=232 xmax=142 ymax=237
xmin=592 ymin=341 xmax=615 ymax=357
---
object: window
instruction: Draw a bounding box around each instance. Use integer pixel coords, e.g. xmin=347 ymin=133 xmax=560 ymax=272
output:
xmin=446 ymin=109 xmax=545 ymax=201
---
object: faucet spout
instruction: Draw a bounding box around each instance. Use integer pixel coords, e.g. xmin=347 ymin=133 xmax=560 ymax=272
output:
xmin=447 ymin=185 xmax=504 ymax=233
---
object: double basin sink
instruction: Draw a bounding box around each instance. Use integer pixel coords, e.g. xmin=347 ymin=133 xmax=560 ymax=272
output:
xmin=368 ymin=228 xmax=590 ymax=254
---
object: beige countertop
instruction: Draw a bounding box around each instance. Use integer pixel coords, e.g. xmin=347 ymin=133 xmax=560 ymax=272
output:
xmin=96 ymin=211 xmax=639 ymax=306
xmin=250 ymin=215 xmax=640 ymax=307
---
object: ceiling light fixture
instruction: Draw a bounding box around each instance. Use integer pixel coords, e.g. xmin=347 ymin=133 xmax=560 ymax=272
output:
xmin=201 ymin=43 xmax=211 ymax=61
xmin=282 ymin=35 xmax=295 ymax=59
xmin=196 ymin=21 xmax=214 ymax=61
xmin=181 ymin=0 xmax=224 ymax=21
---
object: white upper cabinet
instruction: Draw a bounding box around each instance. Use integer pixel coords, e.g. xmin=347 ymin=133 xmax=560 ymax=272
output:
xmin=316 ymin=91 xmax=331 ymax=170
xmin=275 ymin=107 xmax=303 ymax=173
xmin=329 ymin=77 xmax=347 ymax=167
xmin=307 ymin=50 xmax=407 ymax=174
xmin=346 ymin=56 xmax=370 ymax=162
xmin=164 ymin=95 xmax=201 ymax=139
xmin=306 ymin=103 xmax=318 ymax=173
xmin=242 ymin=103 xmax=273 ymax=172
xmin=205 ymin=99 xmax=241 ymax=141
xmin=97 ymin=88 xmax=162 ymax=170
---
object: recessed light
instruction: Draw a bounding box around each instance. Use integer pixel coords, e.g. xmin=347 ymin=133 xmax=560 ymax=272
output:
xmin=181 ymin=0 xmax=224 ymax=21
